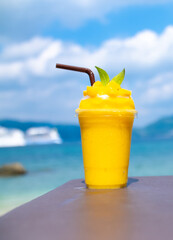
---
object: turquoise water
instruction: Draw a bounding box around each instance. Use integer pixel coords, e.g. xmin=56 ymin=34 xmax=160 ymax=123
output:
xmin=0 ymin=140 xmax=173 ymax=215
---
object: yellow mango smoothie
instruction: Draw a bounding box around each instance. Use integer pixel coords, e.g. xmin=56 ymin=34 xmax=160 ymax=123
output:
xmin=55 ymin=63 xmax=137 ymax=189
xmin=76 ymin=69 xmax=137 ymax=189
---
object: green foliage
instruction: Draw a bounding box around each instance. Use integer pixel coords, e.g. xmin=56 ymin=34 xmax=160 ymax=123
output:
xmin=111 ymin=68 xmax=125 ymax=85
xmin=95 ymin=66 xmax=110 ymax=86
xmin=95 ymin=66 xmax=125 ymax=86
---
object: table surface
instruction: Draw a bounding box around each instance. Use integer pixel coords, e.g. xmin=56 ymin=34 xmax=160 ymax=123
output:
xmin=1 ymin=176 xmax=173 ymax=240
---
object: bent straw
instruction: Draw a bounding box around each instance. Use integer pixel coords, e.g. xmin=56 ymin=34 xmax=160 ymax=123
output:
xmin=56 ymin=63 xmax=95 ymax=86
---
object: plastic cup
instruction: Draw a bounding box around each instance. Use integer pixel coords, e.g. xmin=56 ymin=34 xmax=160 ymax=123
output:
xmin=76 ymin=109 xmax=136 ymax=189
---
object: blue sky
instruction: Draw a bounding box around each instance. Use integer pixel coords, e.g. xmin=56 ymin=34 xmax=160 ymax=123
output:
xmin=0 ymin=0 xmax=173 ymax=126
xmin=44 ymin=4 xmax=173 ymax=45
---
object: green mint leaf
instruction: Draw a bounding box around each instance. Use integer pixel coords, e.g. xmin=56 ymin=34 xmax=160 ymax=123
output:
xmin=111 ymin=68 xmax=125 ymax=85
xmin=95 ymin=66 xmax=110 ymax=86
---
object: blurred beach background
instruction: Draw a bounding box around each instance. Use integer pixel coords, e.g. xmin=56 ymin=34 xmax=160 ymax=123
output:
xmin=1 ymin=0 xmax=173 ymax=215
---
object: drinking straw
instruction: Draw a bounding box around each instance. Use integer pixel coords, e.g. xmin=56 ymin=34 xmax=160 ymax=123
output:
xmin=56 ymin=63 xmax=95 ymax=86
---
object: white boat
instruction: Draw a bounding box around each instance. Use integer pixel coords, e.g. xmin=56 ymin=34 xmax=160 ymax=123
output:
xmin=0 ymin=127 xmax=26 ymax=147
xmin=25 ymin=127 xmax=62 ymax=145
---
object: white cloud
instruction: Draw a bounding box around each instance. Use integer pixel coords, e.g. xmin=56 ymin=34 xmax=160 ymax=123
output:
xmin=2 ymin=37 xmax=52 ymax=60
xmin=1 ymin=26 xmax=173 ymax=79
xmin=0 ymin=0 xmax=173 ymax=38
xmin=140 ymin=72 xmax=173 ymax=104
xmin=0 ymin=26 xmax=173 ymax=125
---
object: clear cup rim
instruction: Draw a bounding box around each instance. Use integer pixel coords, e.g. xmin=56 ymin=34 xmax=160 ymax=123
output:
xmin=75 ymin=108 xmax=138 ymax=117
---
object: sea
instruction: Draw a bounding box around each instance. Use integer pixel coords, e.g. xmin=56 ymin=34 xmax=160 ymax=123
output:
xmin=1 ymin=139 xmax=173 ymax=216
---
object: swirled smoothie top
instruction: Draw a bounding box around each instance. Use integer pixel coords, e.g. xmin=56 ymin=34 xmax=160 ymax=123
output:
xmin=78 ymin=67 xmax=135 ymax=111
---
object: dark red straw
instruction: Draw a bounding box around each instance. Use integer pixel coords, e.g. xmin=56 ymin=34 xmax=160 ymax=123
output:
xmin=56 ymin=63 xmax=95 ymax=86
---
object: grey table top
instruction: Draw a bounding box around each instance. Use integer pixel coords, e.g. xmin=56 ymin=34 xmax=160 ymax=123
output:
xmin=0 ymin=176 xmax=173 ymax=240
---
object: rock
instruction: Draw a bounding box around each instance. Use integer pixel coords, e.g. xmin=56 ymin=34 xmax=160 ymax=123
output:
xmin=0 ymin=162 xmax=27 ymax=176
